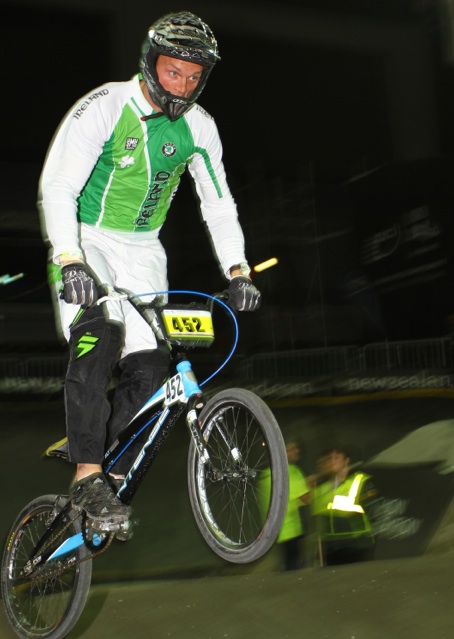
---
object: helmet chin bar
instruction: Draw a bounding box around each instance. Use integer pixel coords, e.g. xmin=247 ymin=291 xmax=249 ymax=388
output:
xmin=156 ymin=89 xmax=194 ymax=121
xmin=165 ymin=96 xmax=193 ymax=121
xmin=142 ymin=60 xmax=212 ymax=122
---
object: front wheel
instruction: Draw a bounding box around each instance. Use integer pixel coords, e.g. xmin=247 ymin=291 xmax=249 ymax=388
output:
xmin=187 ymin=388 xmax=289 ymax=564
xmin=1 ymin=494 xmax=93 ymax=639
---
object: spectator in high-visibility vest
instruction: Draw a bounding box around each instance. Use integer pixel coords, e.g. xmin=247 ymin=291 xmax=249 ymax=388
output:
xmin=259 ymin=439 xmax=311 ymax=570
xmin=311 ymin=445 xmax=381 ymax=566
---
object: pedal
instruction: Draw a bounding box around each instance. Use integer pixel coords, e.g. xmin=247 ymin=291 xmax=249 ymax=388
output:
xmin=87 ymin=518 xmax=125 ymax=534
xmin=115 ymin=518 xmax=138 ymax=542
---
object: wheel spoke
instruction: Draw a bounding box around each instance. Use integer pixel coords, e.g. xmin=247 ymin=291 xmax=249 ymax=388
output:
xmin=1 ymin=496 xmax=93 ymax=639
xmin=188 ymin=389 xmax=288 ymax=564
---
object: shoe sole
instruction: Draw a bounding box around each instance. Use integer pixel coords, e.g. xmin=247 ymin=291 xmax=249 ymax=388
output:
xmin=71 ymin=502 xmax=131 ymax=524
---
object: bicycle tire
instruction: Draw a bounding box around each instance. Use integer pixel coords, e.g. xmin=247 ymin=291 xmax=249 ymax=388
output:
xmin=1 ymin=494 xmax=92 ymax=639
xmin=187 ymin=388 xmax=289 ymax=564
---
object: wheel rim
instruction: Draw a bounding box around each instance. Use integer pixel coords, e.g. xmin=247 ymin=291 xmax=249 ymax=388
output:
xmin=194 ymin=403 xmax=275 ymax=550
xmin=4 ymin=506 xmax=82 ymax=638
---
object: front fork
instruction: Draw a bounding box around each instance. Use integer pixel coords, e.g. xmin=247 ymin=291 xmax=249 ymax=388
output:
xmin=186 ymin=399 xmax=210 ymax=463
xmin=185 ymin=396 xmax=243 ymax=481
xmin=176 ymin=358 xmax=231 ymax=476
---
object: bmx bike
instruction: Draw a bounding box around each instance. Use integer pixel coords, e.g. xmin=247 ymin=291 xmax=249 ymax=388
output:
xmin=1 ymin=287 xmax=289 ymax=639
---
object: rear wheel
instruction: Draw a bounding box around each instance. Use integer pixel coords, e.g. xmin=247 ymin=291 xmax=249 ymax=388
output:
xmin=187 ymin=388 xmax=288 ymax=564
xmin=1 ymin=494 xmax=93 ymax=639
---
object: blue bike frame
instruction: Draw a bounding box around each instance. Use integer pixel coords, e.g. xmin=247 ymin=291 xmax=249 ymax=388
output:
xmin=30 ymin=289 xmax=238 ymax=566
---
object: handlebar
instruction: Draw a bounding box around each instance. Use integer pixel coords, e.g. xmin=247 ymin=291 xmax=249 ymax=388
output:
xmin=98 ymin=287 xmax=238 ymax=388
xmin=96 ymin=286 xmax=232 ymax=311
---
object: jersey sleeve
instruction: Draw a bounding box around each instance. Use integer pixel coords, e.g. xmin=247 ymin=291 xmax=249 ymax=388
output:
xmin=38 ymin=84 xmax=118 ymax=263
xmin=187 ymin=109 xmax=248 ymax=278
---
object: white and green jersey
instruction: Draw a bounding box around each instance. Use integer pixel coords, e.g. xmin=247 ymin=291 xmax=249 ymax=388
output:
xmin=39 ymin=74 xmax=247 ymax=277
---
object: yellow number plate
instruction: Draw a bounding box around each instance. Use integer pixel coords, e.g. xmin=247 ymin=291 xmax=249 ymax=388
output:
xmin=161 ymin=309 xmax=214 ymax=344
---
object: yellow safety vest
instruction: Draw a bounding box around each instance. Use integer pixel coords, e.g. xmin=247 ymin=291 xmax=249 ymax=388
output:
xmin=312 ymin=473 xmax=373 ymax=540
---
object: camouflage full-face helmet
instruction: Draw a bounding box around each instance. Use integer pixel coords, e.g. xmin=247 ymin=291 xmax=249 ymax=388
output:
xmin=141 ymin=11 xmax=220 ymax=121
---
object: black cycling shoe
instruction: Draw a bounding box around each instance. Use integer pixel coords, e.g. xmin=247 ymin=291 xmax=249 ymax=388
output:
xmin=108 ymin=475 xmax=125 ymax=495
xmin=70 ymin=472 xmax=131 ymax=528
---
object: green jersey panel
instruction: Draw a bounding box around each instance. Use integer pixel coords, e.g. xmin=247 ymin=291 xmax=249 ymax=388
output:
xmin=77 ymin=103 xmax=196 ymax=232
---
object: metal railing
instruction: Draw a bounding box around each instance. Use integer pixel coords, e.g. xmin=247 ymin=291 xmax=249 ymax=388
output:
xmin=239 ymin=338 xmax=454 ymax=380
xmin=0 ymin=355 xmax=68 ymax=379
xmin=1 ymin=338 xmax=454 ymax=395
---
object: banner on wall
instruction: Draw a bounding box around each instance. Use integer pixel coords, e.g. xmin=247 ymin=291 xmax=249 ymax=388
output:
xmin=346 ymin=159 xmax=454 ymax=340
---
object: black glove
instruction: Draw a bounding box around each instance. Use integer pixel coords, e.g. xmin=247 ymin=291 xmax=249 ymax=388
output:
xmin=228 ymin=276 xmax=262 ymax=312
xmin=61 ymin=263 xmax=99 ymax=306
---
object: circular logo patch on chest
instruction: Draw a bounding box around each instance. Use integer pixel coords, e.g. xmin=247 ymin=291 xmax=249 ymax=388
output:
xmin=162 ymin=142 xmax=177 ymax=157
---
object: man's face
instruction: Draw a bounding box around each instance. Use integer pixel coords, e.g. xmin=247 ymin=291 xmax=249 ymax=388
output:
xmin=286 ymin=442 xmax=300 ymax=465
xmin=318 ymin=450 xmax=349 ymax=477
xmin=155 ymin=54 xmax=205 ymax=98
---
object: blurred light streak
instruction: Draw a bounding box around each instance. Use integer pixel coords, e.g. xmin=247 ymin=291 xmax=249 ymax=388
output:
xmin=253 ymin=258 xmax=279 ymax=273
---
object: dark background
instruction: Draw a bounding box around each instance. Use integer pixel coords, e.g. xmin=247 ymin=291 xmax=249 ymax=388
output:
xmin=2 ymin=0 xmax=454 ymax=349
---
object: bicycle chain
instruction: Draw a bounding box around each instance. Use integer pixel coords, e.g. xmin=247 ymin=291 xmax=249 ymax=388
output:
xmin=30 ymin=507 xmax=114 ymax=582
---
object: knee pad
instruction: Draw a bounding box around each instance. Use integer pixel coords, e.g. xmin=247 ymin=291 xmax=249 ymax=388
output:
xmin=118 ymin=348 xmax=170 ymax=378
xmin=67 ymin=306 xmax=124 ymax=389
xmin=108 ymin=348 xmax=170 ymax=445
xmin=113 ymin=348 xmax=170 ymax=405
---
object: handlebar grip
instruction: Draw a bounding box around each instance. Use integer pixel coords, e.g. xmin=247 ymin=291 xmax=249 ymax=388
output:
xmin=218 ymin=289 xmax=231 ymax=302
xmin=215 ymin=289 xmax=238 ymax=314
